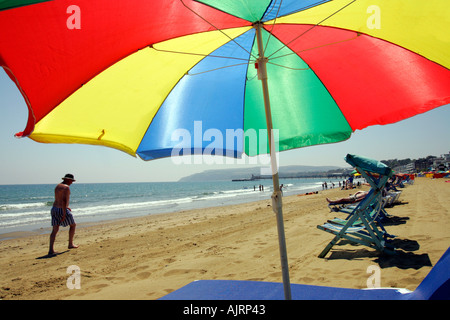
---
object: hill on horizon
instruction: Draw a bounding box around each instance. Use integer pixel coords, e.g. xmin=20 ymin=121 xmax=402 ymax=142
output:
xmin=178 ymin=165 xmax=346 ymax=182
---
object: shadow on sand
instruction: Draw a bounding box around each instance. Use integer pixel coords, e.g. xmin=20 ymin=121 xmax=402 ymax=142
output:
xmin=36 ymin=250 xmax=69 ymax=260
xmin=327 ymin=238 xmax=432 ymax=270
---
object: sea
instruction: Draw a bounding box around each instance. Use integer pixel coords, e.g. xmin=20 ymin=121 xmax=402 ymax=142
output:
xmin=0 ymin=178 xmax=343 ymax=236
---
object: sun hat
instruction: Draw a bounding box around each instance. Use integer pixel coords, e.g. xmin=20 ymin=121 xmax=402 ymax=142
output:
xmin=62 ymin=173 xmax=76 ymax=181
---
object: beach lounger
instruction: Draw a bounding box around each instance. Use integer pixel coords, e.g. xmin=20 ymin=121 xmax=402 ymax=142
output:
xmin=317 ymin=154 xmax=395 ymax=258
xmin=160 ymin=246 xmax=450 ymax=300
xmin=327 ymin=191 xmax=368 ymax=212
xmin=326 ymin=187 xmax=397 ymax=239
xmin=406 ymin=176 xmax=415 ymax=185
xmin=384 ymin=191 xmax=402 ymax=207
xmin=330 ymin=190 xmax=391 ymax=219
xmin=326 ymin=193 xmax=396 ymax=239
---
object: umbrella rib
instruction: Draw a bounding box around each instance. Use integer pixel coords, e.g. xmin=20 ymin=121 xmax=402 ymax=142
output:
xmin=269 ymin=33 xmax=360 ymax=61
xmin=267 ymin=61 xmax=309 ymax=71
xmin=266 ymin=0 xmax=357 ymax=60
xmin=179 ymin=0 xmax=257 ymax=60
xmin=151 ymin=45 xmax=250 ymax=62
xmin=261 ymin=0 xmax=280 ymax=21
xmin=187 ymin=62 xmax=251 ymax=76
xmin=262 ymin=0 xmax=283 ymax=56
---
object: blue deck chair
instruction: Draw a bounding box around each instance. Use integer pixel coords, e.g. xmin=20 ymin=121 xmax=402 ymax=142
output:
xmin=330 ymin=190 xmax=391 ymax=220
xmin=317 ymin=154 xmax=395 ymax=258
xmin=327 ymin=189 xmax=396 ymax=239
xmin=160 ymin=246 xmax=450 ymax=300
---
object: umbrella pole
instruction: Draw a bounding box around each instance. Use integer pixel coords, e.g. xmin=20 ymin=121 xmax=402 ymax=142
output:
xmin=254 ymin=22 xmax=292 ymax=300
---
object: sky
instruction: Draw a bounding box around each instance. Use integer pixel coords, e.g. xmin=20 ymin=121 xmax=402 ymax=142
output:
xmin=0 ymin=68 xmax=449 ymax=185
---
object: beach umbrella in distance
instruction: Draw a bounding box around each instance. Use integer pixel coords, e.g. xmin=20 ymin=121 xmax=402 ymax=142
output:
xmin=1 ymin=0 xmax=449 ymax=299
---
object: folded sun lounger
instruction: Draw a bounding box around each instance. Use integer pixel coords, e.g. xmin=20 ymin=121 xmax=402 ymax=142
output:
xmin=317 ymin=154 xmax=395 ymax=258
xmin=326 ymin=189 xmax=397 ymax=239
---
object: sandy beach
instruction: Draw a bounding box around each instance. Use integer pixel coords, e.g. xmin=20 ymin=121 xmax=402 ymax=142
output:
xmin=0 ymin=177 xmax=448 ymax=300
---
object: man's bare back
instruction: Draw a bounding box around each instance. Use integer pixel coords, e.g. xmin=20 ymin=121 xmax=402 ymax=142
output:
xmin=53 ymin=183 xmax=70 ymax=209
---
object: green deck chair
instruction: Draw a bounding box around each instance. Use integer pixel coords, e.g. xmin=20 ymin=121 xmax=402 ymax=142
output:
xmin=317 ymin=154 xmax=395 ymax=258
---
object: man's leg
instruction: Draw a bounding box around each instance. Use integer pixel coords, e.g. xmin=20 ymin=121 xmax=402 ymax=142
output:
xmin=49 ymin=225 xmax=59 ymax=255
xmin=68 ymin=223 xmax=79 ymax=249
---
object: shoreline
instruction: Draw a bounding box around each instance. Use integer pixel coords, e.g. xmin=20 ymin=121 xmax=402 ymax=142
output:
xmin=0 ymin=179 xmax=334 ymax=240
xmin=0 ymin=177 xmax=448 ymax=300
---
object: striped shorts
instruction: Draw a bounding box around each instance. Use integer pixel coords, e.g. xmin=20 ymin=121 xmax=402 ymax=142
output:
xmin=51 ymin=207 xmax=76 ymax=227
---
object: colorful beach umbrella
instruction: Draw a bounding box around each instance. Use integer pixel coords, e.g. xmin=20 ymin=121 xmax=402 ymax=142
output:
xmin=1 ymin=0 xmax=450 ymax=299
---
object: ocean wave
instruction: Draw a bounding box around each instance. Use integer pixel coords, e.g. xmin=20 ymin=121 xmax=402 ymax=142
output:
xmin=74 ymin=197 xmax=195 ymax=217
xmin=0 ymin=215 xmax=49 ymax=228
xmin=0 ymin=209 xmax=49 ymax=218
xmin=0 ymin=202 xmax=49 ymax=211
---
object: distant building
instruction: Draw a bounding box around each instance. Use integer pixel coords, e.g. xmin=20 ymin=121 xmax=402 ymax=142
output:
xmin=414 ymin=158 xmax=433 ymax=172
xmin=443 ymin=152 xmax=450 ymax=162
xmin=393 ymin=162 xmax=415 ymax=173
xmin=434 ymin=152 xmax=450 ymax=171
xmin=413 ymin=152 xmax=449 ymax=172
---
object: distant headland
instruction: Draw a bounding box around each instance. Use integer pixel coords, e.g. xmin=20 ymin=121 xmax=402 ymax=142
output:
xmin=179 ymin=165 xmax=352 ymax=182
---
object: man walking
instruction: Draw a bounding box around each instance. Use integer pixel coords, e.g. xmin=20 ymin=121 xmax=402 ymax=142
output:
xmin=48 ymin=174 xmax=78 ymax=255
